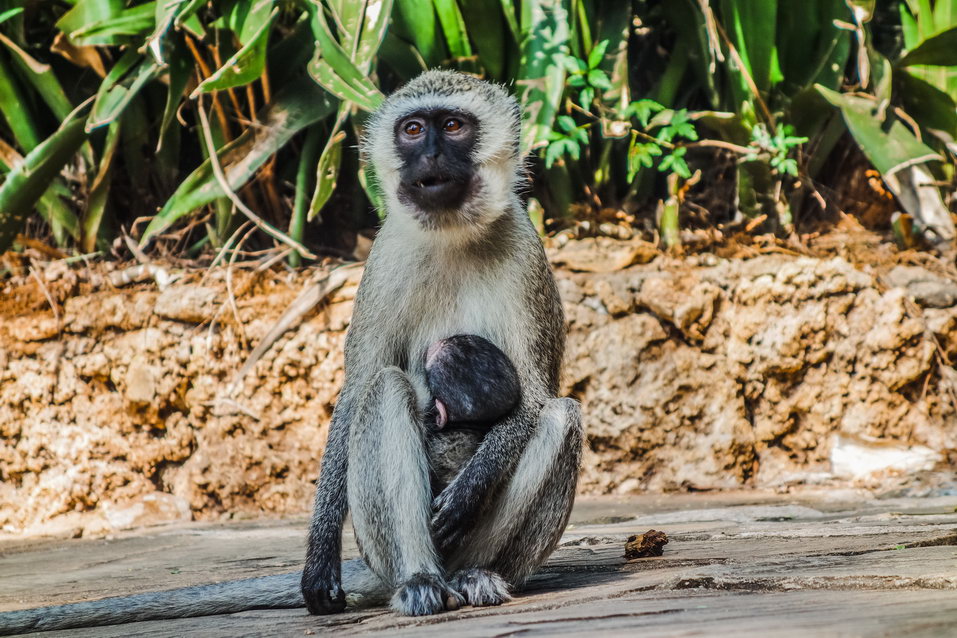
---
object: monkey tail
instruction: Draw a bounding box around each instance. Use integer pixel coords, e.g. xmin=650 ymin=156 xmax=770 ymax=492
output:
xmin=0 ymin=559 xmax=384 ymax=635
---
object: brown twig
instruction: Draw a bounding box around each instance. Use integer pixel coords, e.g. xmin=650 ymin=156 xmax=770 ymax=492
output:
xmin=709 ymin=12 xmax=775 ymax=130
xmin=686 ymin=139 xmax=753 ymax=155
xmin=185 ymin=35 xmax=232 ymax=140
xmin=29 ymin=262 xmax=61 ymax=334
xmin=210 ymin=42 xmax=244 ymax=118
xmin=224 ymin=263 xmax=363 ymax=396
xmin=225 ymin=224 xmax=256 ymax=351
xmin=195 ymin=96 xmax=318 ymax=259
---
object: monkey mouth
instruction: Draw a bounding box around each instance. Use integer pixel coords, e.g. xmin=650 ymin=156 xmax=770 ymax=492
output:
xmin=413 ymin=175 xmax=456 ymax=191
xmin=400 ymin=173 xmax=473 ymax=215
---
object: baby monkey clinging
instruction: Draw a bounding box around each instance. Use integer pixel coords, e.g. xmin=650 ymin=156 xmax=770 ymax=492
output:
xmin=424 ymin=334 xmax=521 ymax=431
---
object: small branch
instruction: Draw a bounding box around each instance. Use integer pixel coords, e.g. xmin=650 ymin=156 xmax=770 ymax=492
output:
xmin=196 ymin=96 xmax=318 ymax=260
xmin=185 ymin=35 xmax=231 ymax=141
xmin=225 ymin=224 xmax=257 ymax=351
xmin=686 ymin=139 xmax=753 ymax=155
xmin=224 ymin=263 xmax=362 ymax=396
xmin=29 ymin=263 xmax=60 ymax=333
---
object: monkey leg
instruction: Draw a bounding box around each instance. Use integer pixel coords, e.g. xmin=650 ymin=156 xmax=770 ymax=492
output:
xmin=445 ymin=397 xmax=583 ymax=604
xmin=347 ymin=366 xmax=464 ymax=616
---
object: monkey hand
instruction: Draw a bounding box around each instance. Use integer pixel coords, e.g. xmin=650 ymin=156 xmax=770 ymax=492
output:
xmin=301 ymin=559 xmax=347 ymax=615
xmin=430 ymin=477 xmax=483 ymax=553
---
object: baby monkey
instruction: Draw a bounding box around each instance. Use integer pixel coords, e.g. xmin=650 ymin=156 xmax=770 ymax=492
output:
xmin=424 ymin=335 xmax=521 ymax=432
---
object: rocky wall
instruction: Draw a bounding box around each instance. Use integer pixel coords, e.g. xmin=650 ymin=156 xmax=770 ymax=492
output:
xmin=1 ymin=245 xmax=955 ymax=536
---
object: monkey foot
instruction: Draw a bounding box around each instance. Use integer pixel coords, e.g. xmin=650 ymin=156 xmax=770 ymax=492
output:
xmin=391 ymin=573 xmax=464 ymax=616
xmin=450 ymin=568 xmax=511 ymax=607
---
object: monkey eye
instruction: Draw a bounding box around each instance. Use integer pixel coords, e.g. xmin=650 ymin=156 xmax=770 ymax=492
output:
xmin=443 ymin=118 xmax=463 ymax=133
xmin=404 ymin=121 xmax=424 ymax=136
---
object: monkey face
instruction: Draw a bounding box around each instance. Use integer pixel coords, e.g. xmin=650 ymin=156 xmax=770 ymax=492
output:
xmin=394 ymin=108 xmax=479 ymax=223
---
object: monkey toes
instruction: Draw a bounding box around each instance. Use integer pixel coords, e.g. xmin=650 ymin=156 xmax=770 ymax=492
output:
xmin=391 ymin=573 xmax=465 ymax=616
xmin=300 ymin=572 xmax=346 ymax=615
xmin=450 ymin=568 xmax=511 ymax=607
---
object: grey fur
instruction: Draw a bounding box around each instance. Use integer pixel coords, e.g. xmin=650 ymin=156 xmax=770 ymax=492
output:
xmin=0 ymin=560 xmax=385 ymax=636
xmin=303 ymin=69 xmax=582 ymax=617
xmin=450 ymin=568 xmax=511 ymax=606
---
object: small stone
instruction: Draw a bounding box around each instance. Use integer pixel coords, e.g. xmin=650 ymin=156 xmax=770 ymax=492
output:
xmin=625 ymin=529 xmax=669 ymax=559
xmin=154 ymin=285 xmax=220 ymax=323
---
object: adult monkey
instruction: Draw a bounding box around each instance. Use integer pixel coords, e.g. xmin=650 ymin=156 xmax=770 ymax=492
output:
xmin=301 ymin=69 xmax=583 ymax=616
xmin=0 ymin=71 xmax=580 ymax=634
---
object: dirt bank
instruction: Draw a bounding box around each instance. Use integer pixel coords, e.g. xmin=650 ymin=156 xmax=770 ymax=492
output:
xmin=2 ymin=240 xmax=955 ymax=536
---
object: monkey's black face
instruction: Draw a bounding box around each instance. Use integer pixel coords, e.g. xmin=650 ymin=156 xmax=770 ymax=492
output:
xmin=394 ymin=108 xmax=478 ymax=217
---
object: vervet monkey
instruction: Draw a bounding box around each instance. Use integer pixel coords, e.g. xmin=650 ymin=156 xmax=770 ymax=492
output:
xmin=301 ymin=69 xmax=582 ymax=617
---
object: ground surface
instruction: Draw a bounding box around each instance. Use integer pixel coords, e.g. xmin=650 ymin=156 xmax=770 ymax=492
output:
xmin=2 ymin=492 xmax=956 ymax=637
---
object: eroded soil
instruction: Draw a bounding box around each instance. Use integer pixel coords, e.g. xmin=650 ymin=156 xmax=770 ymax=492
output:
xmin=2 ymin=238 xmax=956 ymax=536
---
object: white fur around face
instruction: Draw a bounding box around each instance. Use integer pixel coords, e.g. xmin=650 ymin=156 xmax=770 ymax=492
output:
xmin=361 ymin=70 xmax=524 ymax=233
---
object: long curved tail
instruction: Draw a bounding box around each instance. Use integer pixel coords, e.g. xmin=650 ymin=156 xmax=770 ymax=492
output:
xmin=0 ymin=559 xmax=385 ymax=635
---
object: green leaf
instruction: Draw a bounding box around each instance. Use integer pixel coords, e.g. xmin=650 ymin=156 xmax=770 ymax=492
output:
xmin=308 ymin=132 xmax=342 ymax=222
xmin=394 ymin=0 xmax=441 ymax=65
xmin=290 ymin=124 xmax=323 ymax=266
xmin=560 ymin=54 xmax=586 ymax=74
xmin=659 ymin=147 xmax=691 ymax=179
xmin=158 ymin=40 xmax=192 ymax=150
xmin=0 ymin=53 xmax=41 ymax=151
xmin=0 ymin=114 xmax=88 ymax=251
xmin=88 ymin=50 xmax=162 ymax=131
xmin=896 ymin=69 xmax=957 ymax=137
xmin=628 ymin=138 xmax=663 ymax=181
xmin=578 ymin=86 xmax=594 ymax=109
xmin=816 ymin=84 xmax=941 ymax=174
xmin=657 ymin=110 xmax=698 ymax=142
xmin=545 ymin=137 xmax=579 ymax=168
xmin=518 ymin=0 xmax=571 ymax=151
xmin=56 ymin=0 xmax=124 ymax=36
xmin=354 ymin=0 xmax=394 ymax=74
xmin=899 ymin=26 xmax=957 ymax=66
xmin=460 ymin=0 xmax=506 ymax=78
xmin=309 ymin=109 xmax=347 ymax=221
xmin=498 ymin=0 xmax=521 ymax=44
xmin=557 ymin=115 xmax=576 ymax=132
xmin=0 ymin=37 xmax=74 ymax=122
xmin=587 ymin=39 xmax=609 ymax=70
xmin=83 ymin=120 xmax=121 ymax=252
xmin=433 ymin=0 xmax=473 ymax=60
xmin=718 ymin=0 xmax=778 ymax=100
xmin=193 ymin=8 xmax=277 ymax=94
xmin=67 ymin=1 xmax=156 ymax=46
xmin=628 ymin=99 xmax=665 ymax=127
xmin=142 ymin=77 xmax=336 ymax=242
xmin=587 ymin=68 xmax=612 ymax=91
xmin=307 ymin=5 xmax=384 ymax=112
xmin=328 ymin=0 xmax=364 ymax=58
xmin=0 ymin=8 xmax=22 ymax=26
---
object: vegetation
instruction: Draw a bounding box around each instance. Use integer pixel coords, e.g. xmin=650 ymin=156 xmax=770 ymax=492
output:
xmin=1 ymin=0 xmax=956 ymax=263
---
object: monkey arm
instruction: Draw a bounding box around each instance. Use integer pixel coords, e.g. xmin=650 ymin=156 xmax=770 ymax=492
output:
xmin=430 ymin=399 xmax=540 ymax=552
xmin=301 ymin=397 xmax=353 ymax=614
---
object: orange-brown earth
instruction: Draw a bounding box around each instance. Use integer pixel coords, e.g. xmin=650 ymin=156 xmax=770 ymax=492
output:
xmin=2 ymin=237 xmax=955 ymax=537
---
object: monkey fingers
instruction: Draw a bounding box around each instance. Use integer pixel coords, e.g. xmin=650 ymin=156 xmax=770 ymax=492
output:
xmin=300 ymin=562 xmax=346 ymax=615
xmin=430 ymin=482 xmax=483 ymax=553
